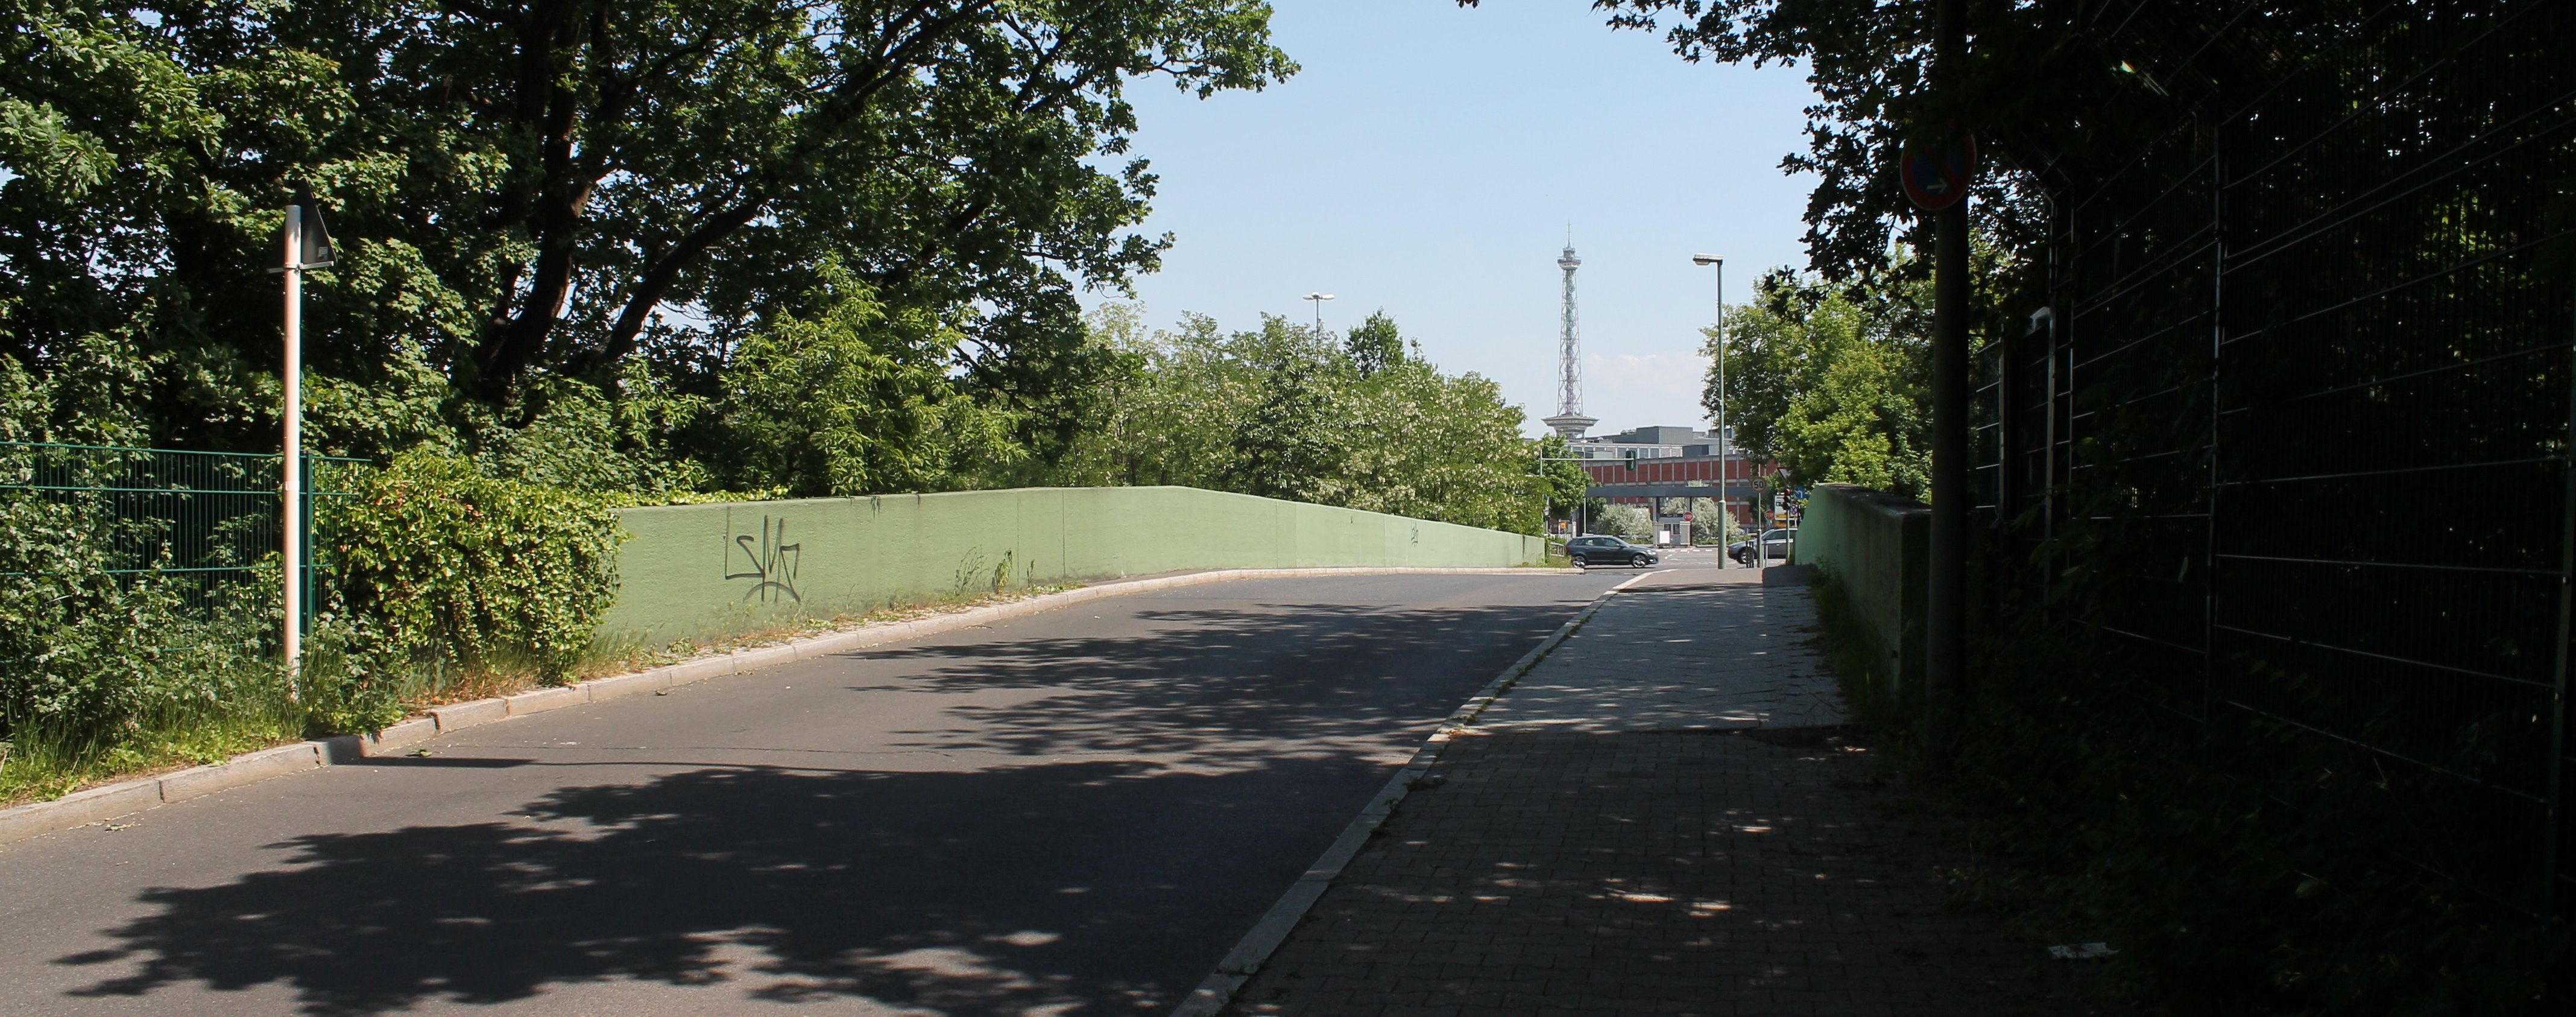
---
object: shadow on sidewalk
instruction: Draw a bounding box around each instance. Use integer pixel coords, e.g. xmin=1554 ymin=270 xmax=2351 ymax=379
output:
xmin=1234 ymin=729 xmax=2104 ymax=1016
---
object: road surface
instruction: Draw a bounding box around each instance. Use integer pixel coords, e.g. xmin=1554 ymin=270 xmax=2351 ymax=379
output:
xmin=0 ymin=565 xmax=1709 ymax=1015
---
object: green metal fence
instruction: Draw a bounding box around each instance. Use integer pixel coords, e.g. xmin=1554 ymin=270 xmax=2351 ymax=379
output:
xmin=0 ymin=442 xmax=368 ymax=639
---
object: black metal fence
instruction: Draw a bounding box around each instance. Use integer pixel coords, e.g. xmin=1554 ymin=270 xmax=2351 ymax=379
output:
xmin=1980 ymin=0 xmax=2576 ymax=916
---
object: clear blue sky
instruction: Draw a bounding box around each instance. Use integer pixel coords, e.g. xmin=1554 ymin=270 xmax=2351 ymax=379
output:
xmin=1088 ymin=0 xmax=1821 ymax=437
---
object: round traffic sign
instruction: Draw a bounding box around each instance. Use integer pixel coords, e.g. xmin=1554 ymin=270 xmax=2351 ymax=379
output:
xmin=1901 ymin=129 xmax=1978 ymax=212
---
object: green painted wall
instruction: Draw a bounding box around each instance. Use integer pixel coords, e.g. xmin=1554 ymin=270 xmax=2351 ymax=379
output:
xmin=1792 ymin=483 xmax=1928 ymax=694
xmin=601 ymin=486 xmax=1550 ymax=647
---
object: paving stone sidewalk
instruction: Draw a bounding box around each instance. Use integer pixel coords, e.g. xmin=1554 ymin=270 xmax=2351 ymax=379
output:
xmin=1227 ymin=574 xmax=2094 ymax=1016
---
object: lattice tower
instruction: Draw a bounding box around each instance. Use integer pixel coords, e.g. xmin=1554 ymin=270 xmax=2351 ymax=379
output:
xmin=1556 ymin=244 xmax=1582 ymax=417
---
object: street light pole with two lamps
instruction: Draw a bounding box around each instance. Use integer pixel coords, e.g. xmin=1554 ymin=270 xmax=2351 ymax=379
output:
xmin=1303 ymin=291 xmax=1335 ymax=343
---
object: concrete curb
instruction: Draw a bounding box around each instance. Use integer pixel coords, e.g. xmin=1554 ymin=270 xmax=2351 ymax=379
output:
xmin=0 ymin=565 xmax=1576 ymax=854
xmin=1169 ymin=568 xmax=1660 ymax=1017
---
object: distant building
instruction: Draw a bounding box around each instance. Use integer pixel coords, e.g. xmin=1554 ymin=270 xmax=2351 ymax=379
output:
xmin=1567 ymin=425 xmax=1728 ymax=461
xmin=1574 ymin=424 xmax=1779 ymax=542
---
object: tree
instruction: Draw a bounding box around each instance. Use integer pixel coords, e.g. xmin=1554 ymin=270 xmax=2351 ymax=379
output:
xmin=1591 ymin=503 xmax=1652 ymax=540
xmin=1223 ymin=360 xmax=1346 ymax=502
xmin=1536 ymin=434 xmax=1591 ymax=525
xmin=1708 ymin=269 xmax=1931 ymax=500
xmin=1336 ymin=359 xmax=1535 ymax=533
xmin=1035 ymin=306 xmax=1544 ymax=533
xmin=1345 ymin=310 xmax=1405 ymax=379
xmin=1 ymin=0 xmax=1294 ymax=460
xmin=714 ymin=261 xmax=1020 ymax=497
xmin=1689 ymin=498 xmax=1746 ymax=545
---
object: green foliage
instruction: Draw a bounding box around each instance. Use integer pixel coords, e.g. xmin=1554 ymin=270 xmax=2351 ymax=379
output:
xmin=1536 ymin=434 xmax=1591 ymax=516
xmin=1590 ymin=503 xmax=1652 ymax=540
xmin=1512 ymin=0 xmax=2094 ymax=287
xmin=0 ymin=452 xmax=339 ymax=802
xmin=1344 ymin=309 xmax=1406 ymax=379
xmin=2 ymin=0 xmax=1291 ymax=473
xmin=1038 ymin=306 xmax=1544 ymax=533
xmin=330 ymin=451 xmax=624 ymax=682
xmin=1687 ymin=498 xmax=1746 ymax=545
xmin=712 ymin=262 xmax=1026 ymax=497
xmin=1711 ymin=268 xmax=1931 ymax=499
xmin=470 ymin=359 xmax=711 ymax=496
xmin=1225 ymin=359 xmax=1345 ymax=501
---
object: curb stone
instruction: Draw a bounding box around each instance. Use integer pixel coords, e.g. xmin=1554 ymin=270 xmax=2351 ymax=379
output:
xmin=429 ymin=698 xmax=509 ymax=733
xmin=1167 ymin=568 xmax=1661 ymax=1017
xmin=507 ymin=685 xmax=587 ymax=716
xmin=0 ymin=780 xmax=163 ymax=844
xmin=158 ymin=743 xmax=324 ymax=803
xmin=0 ymin=565 xmax=1579 ymax=854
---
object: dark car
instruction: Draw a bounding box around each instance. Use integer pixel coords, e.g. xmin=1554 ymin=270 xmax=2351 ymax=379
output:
xmin=1728 ymin=531 xmax=1796 ymax=565
xmin=1565 ymin=535 xmax=1659 ymax=568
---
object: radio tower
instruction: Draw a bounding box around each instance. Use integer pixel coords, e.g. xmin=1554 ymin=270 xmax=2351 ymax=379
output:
xmin=1541 ymin=236 xmax=1596 ymax=439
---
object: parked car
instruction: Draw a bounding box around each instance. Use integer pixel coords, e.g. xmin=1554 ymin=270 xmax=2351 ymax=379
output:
xmin=1728 ymin=531 xmax=1796 ymax=565
xmin=1565 ymin=535 xmax=1659 ymax=568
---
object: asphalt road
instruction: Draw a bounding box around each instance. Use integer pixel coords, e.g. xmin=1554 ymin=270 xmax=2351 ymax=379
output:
xmin=0 ymin=566 xmax=1677 ymax=1016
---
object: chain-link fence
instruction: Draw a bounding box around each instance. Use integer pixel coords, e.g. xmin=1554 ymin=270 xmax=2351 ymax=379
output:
xmin=1981 ymin=0 xmax=2576 ymax=916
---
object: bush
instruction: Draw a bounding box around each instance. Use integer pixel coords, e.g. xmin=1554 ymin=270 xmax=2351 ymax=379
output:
xmin=329 ymin=451 xmax=623 ymax=683
xmin=1589 ymin=504 xmax=1652 ymax=540
xmin=0 ymin=483 xmax=311 ymax=802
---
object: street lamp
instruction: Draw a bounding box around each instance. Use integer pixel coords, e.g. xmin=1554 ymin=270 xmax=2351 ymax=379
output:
xmin=276 ymin=195 xmax=335 ymax=683
xmin=1692 ymin=254 xmax=1726 ymax=566
xmin=1303 ymin=291 xmax=1335 ymax=343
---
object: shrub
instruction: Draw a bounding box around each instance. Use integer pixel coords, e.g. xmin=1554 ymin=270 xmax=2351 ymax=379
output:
xmin=1589 ymin=503 xmax=1652 ymax=540
xmin=329 ymin=451 xmax=623 ymax=683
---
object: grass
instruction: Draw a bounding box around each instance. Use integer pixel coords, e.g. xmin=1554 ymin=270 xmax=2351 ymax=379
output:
xmin=1 ymin=668 xmax=307 ymax=808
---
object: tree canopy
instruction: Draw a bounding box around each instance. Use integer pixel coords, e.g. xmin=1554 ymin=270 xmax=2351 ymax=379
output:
xmin=1710 ymin=267 xmax=1929 ymax=499
xmin=1037 ymin=306 xmax=1546 ymax=534
xmin=2 ymin=0 xmax=1292 ymax=468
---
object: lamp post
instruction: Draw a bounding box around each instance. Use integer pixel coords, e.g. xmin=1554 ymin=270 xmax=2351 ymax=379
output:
xmin=1303 ymin=291 xmax=1335 ymax=343
xmin=1692 ymin=254 xmax=1726 ymax=567
xmin=274 ymin=194 xmax=334 ymax=688
xmin=282 ymin=206 xmax=306 ymax=679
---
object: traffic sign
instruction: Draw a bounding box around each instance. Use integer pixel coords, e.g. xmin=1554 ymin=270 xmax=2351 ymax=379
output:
xmin=1901 ymin=128 xmax=1977 ymax=212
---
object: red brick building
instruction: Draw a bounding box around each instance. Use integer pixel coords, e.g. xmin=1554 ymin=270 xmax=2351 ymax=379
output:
xmin=1569 ymin=426 xmax=1778 ymax=533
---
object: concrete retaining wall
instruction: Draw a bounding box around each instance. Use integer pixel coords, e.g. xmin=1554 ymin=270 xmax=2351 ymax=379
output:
xmin=602 ymin=486 xmax=1549 ymax=648
xmin=1792 ymin=483 xmax=1928 ymax=694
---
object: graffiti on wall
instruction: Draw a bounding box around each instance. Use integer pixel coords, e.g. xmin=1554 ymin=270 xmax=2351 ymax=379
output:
xmin=726 ymin=514 xmax=803 ymax=603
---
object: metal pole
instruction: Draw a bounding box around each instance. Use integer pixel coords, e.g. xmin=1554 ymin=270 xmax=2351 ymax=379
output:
xmin=1925 ymin=0 xmax=1971 ymax=767
xmin=1305 ymin=292 xmax=1332 ymax=344
xmin=281 ymin=204 xmax=304 ymax=689
xmin=1714 ymin=261 xmax=1729 ymax=568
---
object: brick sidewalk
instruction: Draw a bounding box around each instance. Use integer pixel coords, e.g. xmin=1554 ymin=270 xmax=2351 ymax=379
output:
xmin=1226 ymin=580 xmax=2094 ymax=1016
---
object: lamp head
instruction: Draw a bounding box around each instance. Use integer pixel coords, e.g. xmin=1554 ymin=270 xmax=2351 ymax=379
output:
xmin=1691 ymin=254 xmax=1722 ymax=267
xmin=1304 ymin=292 xmax=1335 ymax=302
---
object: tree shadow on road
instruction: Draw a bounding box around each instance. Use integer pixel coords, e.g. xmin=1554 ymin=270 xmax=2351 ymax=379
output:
xmin=838 ymin=596 xmax=1595 ymax=771
xmin=52 ymin=583 xmax=1611 ymax=1016
xmin=60 ymin=759 xmax=1365 ymax=1016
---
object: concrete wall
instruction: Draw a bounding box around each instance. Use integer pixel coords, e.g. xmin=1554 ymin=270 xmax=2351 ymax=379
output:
xmin=602 ymin=486 xmax=1550 ymax=648
xmin=1792 ymin=483 xmax=1928 ymax=694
